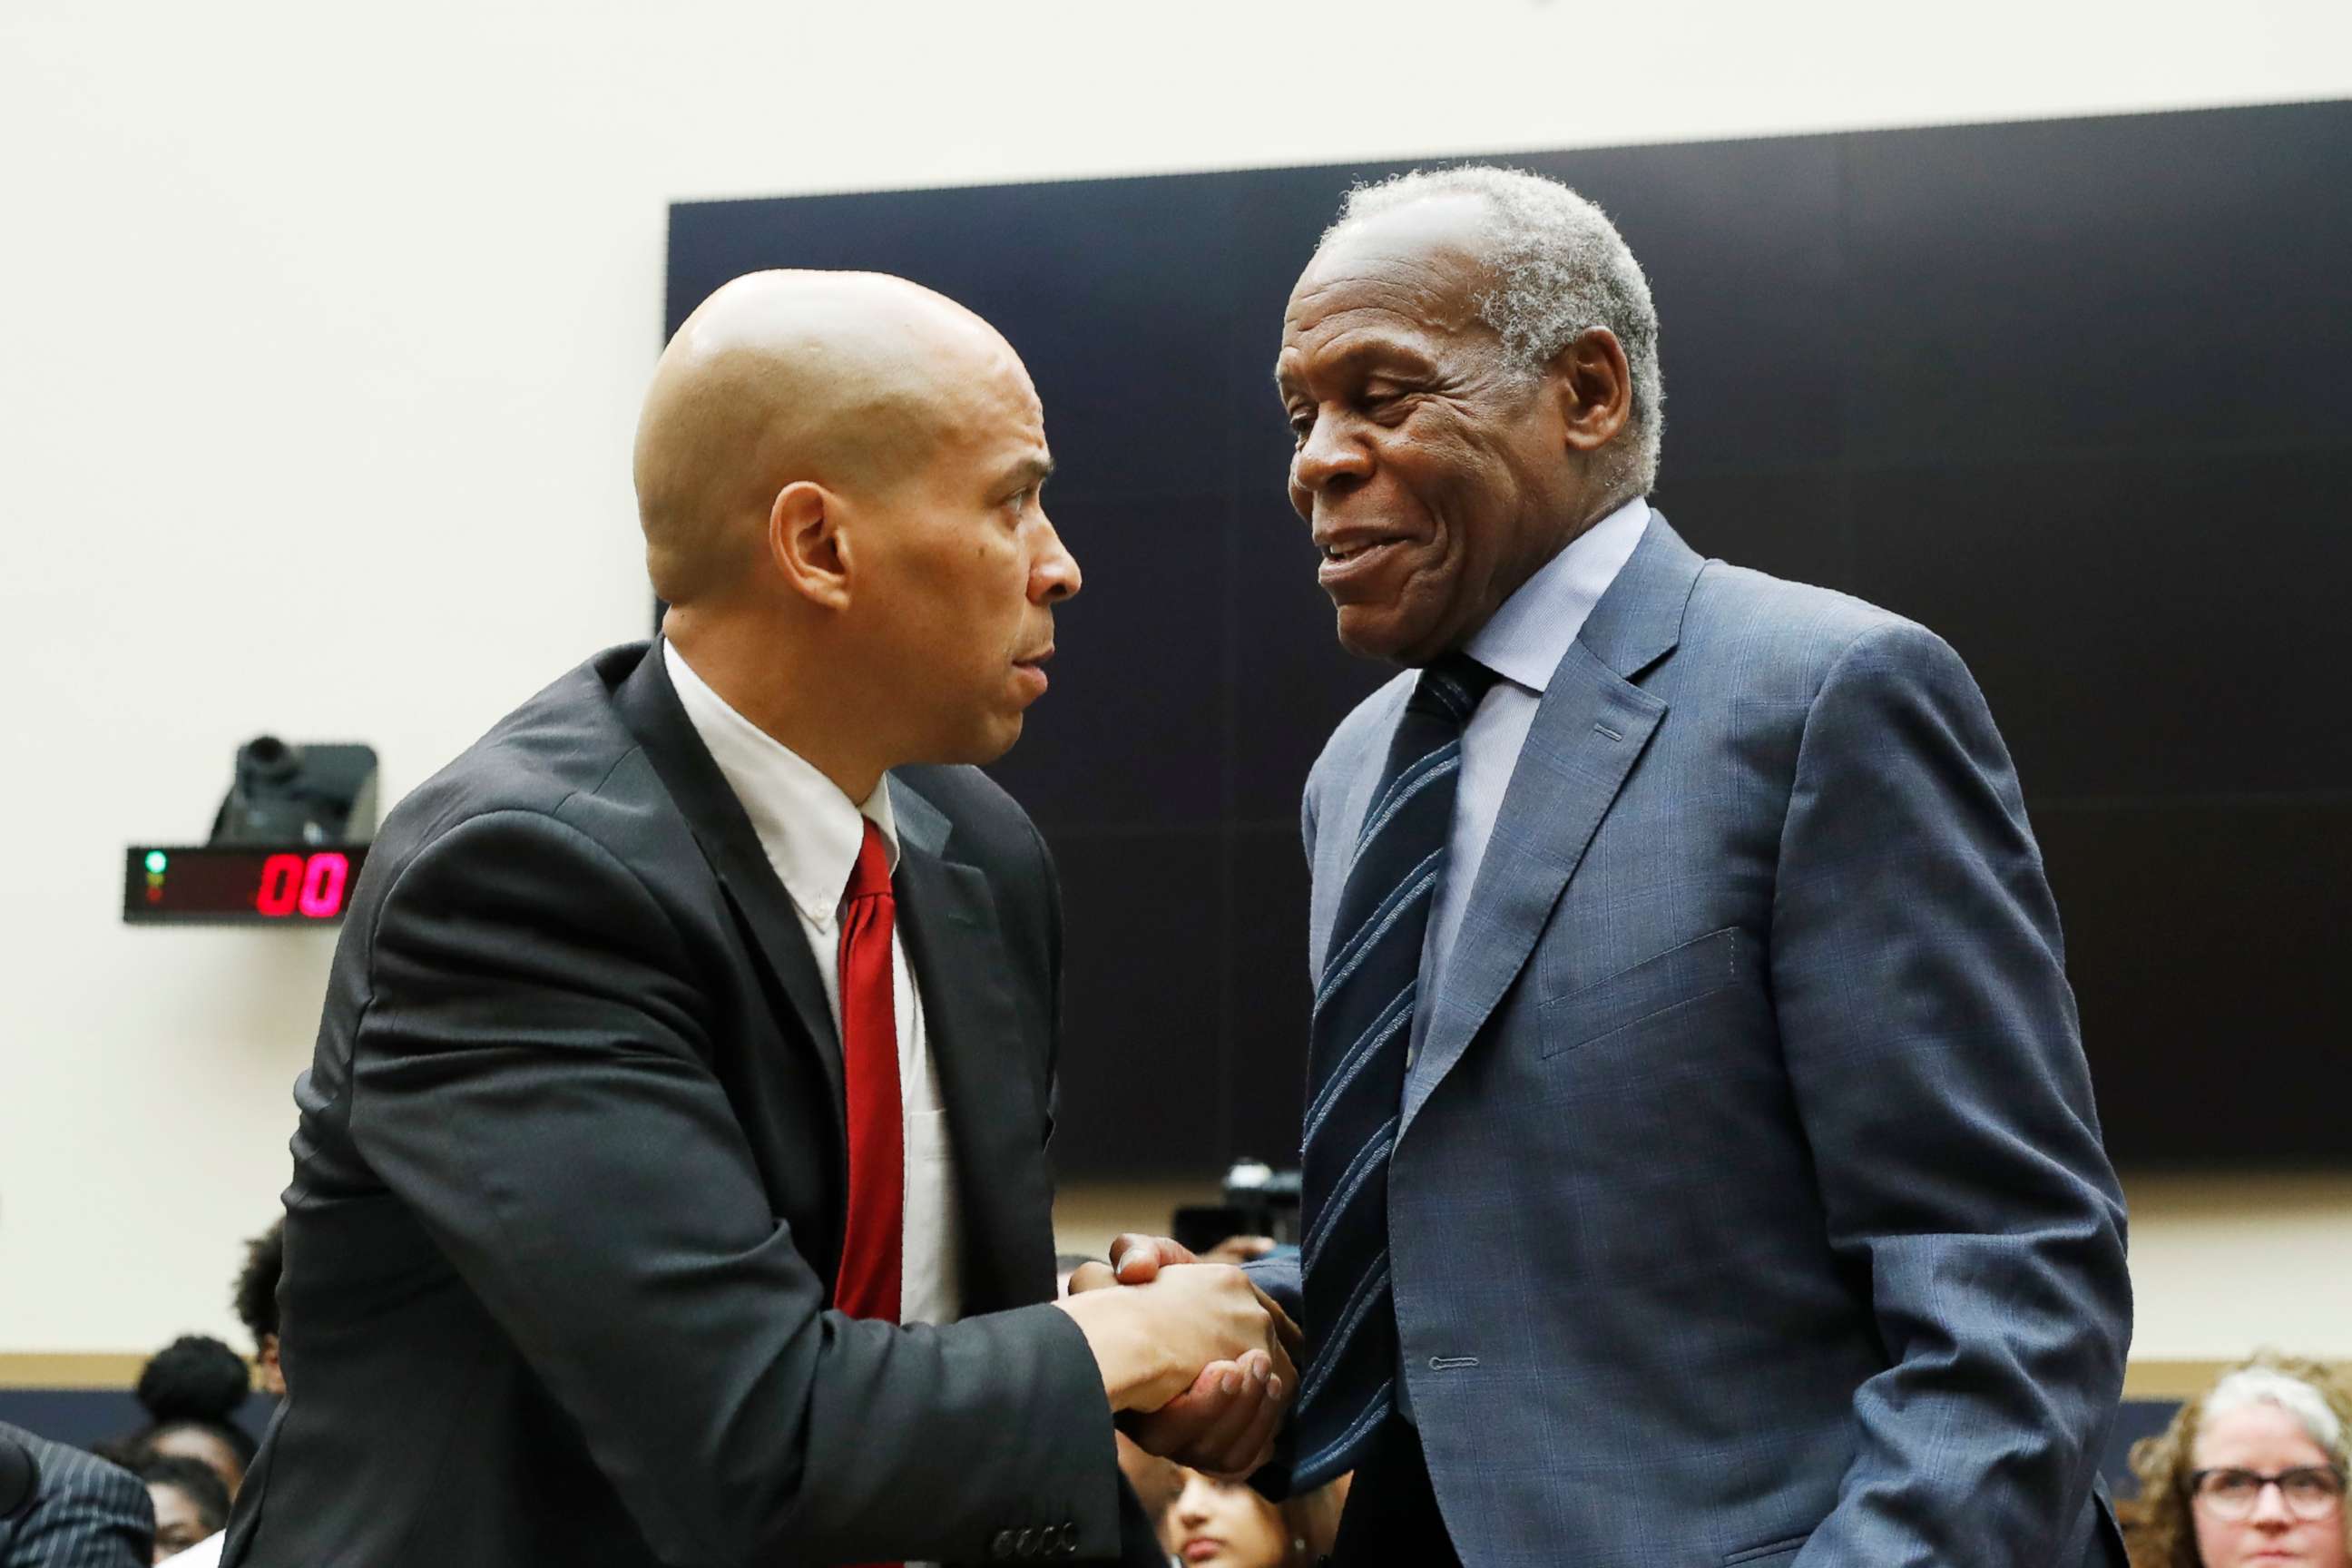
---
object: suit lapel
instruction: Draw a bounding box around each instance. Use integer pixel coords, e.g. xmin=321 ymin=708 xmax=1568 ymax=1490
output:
xmin=1397 ymin=515 xmax=1706 ymax=1140
xmin=887 ymin=776 xmax=1057 ymax=1312
xmin=611 ymin=642 xmax=846 ymax=1135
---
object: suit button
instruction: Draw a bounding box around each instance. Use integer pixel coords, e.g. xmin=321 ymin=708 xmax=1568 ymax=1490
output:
xmin=1059 ymin=1520 xmax=1081 ymax=1554
xmin=989 ymin=1527 xmax=1017 ymax=1560
xmin=1016 ymin=1525 xmax=1038 ymax=1556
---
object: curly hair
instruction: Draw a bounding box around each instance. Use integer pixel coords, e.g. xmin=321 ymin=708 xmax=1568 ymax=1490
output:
xmin=119 ymin=1334 xmax=259 ymax=1472
xmin=2127 ymin=1351 xmax=2352 ymax=1567
xmin=232 ymin=1218 xmax=284 ymax=1348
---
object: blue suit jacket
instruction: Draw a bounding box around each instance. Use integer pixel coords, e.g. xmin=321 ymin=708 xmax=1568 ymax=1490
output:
xmin=1271 ymin=514 xmax=2132 ymax=1567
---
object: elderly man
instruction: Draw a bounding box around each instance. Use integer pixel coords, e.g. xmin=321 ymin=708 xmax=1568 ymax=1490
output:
xmin=220 ymin=270 xmax=1291 ymax=1567
xmin=1238 ymin=166 xmax=2132 ymax=1566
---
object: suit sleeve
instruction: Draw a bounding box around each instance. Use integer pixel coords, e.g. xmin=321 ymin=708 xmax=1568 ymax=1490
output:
xmin=1770 ymin=623 xmax=2132 ymax=1568
xmin=1235 ymin=771 xmax=1328 ymax=1504
xmin=11 ymin=1446 xmax=153 ymax=1568
xmin=347 ymin=808 xmax=1119 ymax=1566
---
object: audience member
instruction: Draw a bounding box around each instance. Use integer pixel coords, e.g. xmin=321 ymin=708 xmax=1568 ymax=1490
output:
xmin=229 ymin=1223 xmax=284 ymax=1399
xmin=2127 ymin=1352 xmax=2351 ymax=1568
xmin=110 ymin=1339 xmax=254 ymax=1500
xmin=1148 ymin=1461 xmax=1346 ymax=1568
xmin=131 ymin=1460 xmax=225 ymax=1565
xmin=0 ymin=1419 xmax=153 ymax=1568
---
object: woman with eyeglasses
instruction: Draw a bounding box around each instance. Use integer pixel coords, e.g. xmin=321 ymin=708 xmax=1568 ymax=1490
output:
xmin=2127 ymin=1353 xmax=2350 ymax=1568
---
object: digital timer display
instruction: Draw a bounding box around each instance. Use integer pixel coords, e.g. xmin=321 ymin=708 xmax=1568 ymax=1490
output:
xmin=122 ymin=846 xmax=370 ymax=925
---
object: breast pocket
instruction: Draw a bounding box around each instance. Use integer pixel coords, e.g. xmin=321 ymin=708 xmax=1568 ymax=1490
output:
xmin=1537 ymin=926 xmax=1742 ymax=1059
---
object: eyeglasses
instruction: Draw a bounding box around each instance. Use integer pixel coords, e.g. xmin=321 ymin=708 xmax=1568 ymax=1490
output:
xmin=2189 ymin=1465 xmax=2347 ymax=1521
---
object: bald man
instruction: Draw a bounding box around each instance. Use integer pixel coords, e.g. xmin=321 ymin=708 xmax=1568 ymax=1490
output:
xmin=221 ymin=272 xmax=1291 ymax=1568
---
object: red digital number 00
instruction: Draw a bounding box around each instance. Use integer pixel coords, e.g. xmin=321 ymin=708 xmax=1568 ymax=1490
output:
xmin=255 ymin=852 xmax=350 ymax=918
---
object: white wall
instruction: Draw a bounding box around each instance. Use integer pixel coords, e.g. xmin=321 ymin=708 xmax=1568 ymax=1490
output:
xmin=2 ymin=0 xmax=2347 ymax=1360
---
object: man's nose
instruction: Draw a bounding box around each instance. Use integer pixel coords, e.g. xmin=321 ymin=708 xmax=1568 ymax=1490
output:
xmin=1291 ymin=411 xmax=1371 ymax=494
xmin=1031 ymin=513 xmax=1081 ymax=603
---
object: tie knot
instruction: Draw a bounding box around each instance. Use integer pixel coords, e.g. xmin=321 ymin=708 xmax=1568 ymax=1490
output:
xmin=1412 ymin=652 xmax=1499 ymax=727
xmin=844 ymin=817 xmax=893 ymax=904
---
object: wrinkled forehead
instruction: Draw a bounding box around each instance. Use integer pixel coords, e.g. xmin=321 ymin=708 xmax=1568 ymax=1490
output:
xmin=1281 ymin=195 xmax=1496 ymax=368
xmin=1278 ymin=259 xmax=1494 ymax=399
xmin=1299 ymin=193 xmax=1489 ymax=303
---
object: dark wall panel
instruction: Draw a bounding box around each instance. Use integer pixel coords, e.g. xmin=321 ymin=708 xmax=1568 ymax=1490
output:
xmin=2040 ymin=799 xmax=2352 ymax=1166
xmin=1842 ymin=110 xmax=2352 ymax=463
xmin=670 ymin=99 xmax=2352 ymax=1177
xmin=982 ymin=492 xmax=1230 ymax=832
xmin=1046 ymin=831 xmax=1227 ymax=1176
xmin=1849 ymin=448 xmax=2352 ymax=800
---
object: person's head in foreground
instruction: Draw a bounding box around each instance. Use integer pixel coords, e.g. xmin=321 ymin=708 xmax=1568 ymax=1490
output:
xmin=638 ymin=269 xmax=1078 ymax=793
xmin=1276 ymin=164 xmax=1661 ymax=667
xmin=2129 ymin=1352 xmax=2351 ymax=1568
xmin=117 ymin=1336 xmax=255 ymax=1499
xmin=1122 ymin=1442 xmax=1345 ymax=1568
xmin=137 ymin=1454 xmax=230 ymax=1562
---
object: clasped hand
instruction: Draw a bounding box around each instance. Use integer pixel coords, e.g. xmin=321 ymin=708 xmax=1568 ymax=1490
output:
xmin=1063 ymin=1234 xmax=1299 ymax=1481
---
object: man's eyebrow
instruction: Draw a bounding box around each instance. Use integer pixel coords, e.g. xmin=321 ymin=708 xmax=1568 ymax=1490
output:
xmin=1002 ymin=454 xmax=1055 ymax=489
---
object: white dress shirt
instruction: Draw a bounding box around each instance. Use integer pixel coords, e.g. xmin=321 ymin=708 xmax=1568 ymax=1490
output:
xmin=664 ymin=642 xmax=963 ymax=1328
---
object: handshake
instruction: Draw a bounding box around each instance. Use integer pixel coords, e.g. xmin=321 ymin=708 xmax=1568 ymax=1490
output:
xmin=1054 ymin=1234 xmax=1301 ymax=1481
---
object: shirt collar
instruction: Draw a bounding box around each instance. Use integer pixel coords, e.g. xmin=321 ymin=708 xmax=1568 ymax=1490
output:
xmin=662 ymin=641 xmax=900 ymax=926
xmin=1465 ymin=495 xmax=1651 ymax=694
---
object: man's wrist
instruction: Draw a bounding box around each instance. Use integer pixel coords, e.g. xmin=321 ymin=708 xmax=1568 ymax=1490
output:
xmin=1053 ymin=1290 xmax=1170 ymax=1413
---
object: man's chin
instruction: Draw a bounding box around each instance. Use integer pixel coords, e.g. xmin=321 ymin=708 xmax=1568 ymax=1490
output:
xmin=1334 ymin=604 xmax=1439 ymax=666
xmin=955 ymin=714 xmax=1026 ymax=769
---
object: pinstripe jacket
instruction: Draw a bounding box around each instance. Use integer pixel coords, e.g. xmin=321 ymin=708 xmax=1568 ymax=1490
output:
xmin=0 ymin=1424 xmax=152 ymax=1568
xmin=1271 ymin=513 xmax=2132 ymax=1567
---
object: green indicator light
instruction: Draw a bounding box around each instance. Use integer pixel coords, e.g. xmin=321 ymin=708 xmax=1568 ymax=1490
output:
xmin=144 ymin=851 xmax=169 ymax=875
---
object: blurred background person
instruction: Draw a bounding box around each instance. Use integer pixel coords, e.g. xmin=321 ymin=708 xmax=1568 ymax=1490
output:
xmin=1153 ymin=1465 xmax=1346 ymax=1568
xmin=131 ymin=1459 xmax=225 ymax=1565
xmin=106 ymin=1339 xmax=254 ymax=1501
xmin=2126 ymin=1353 xmax=2350 ymax=1568
xmin=229 ymin=1223 xmax=283 ymax=1400
xmin=1115 ymin=1432 xmax=1182 ymax=1536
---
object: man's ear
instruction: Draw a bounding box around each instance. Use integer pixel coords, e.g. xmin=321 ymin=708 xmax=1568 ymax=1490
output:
xmin=768 ymin=480 xmax=853 ymax=611
xmin=1549 ymin=326 xmax=1633 ymax=456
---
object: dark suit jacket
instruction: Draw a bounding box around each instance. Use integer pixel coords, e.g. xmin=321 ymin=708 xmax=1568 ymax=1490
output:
xmin=0 ymin=1424 xmax=152 ymax=1568
xmin=223 ymin=640 xmax=1161 ymax=1567
xmin=1268 ymin=514 xmax=2132 ymax=1567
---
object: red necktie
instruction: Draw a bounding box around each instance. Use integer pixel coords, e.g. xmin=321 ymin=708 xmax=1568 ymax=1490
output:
xmin=834 ymin=818 xmax=904 ymax=1326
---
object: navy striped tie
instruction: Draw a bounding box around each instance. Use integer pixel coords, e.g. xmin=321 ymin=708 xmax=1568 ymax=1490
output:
xmin=1293 ymin=653 xmax=1498 ymax=1490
